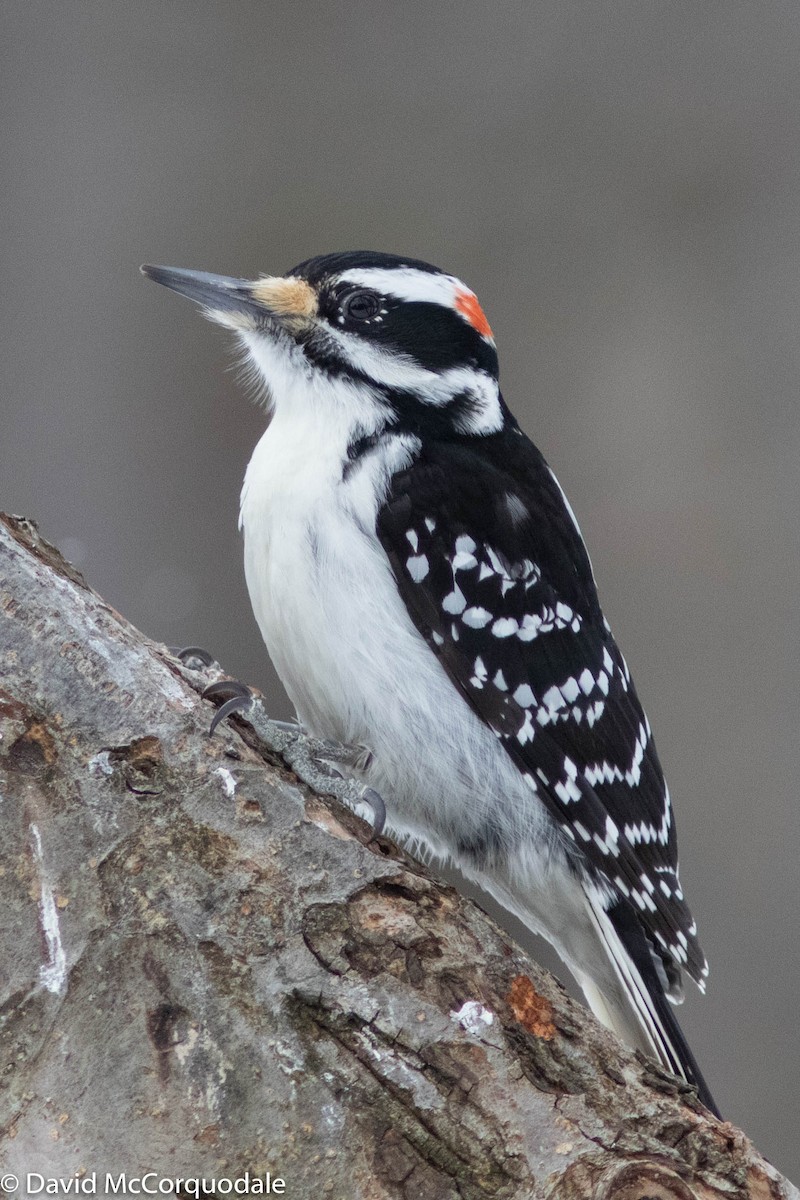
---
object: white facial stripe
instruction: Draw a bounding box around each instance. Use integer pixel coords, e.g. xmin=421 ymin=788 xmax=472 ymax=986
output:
xmin=338 ymin=266 xmax=463 ymax=308
xmin=322 ymin=326 xmax=502 ymax=433
xmin=326 ymin=326 xmax=475 ymax=397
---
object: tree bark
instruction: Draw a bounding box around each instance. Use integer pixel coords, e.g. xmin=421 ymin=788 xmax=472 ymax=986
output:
xmin=0 ymin=512 xmax=795 ymax=1200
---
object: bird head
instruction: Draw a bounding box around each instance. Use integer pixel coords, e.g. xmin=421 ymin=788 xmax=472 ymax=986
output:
xmin=142 ymin=251 xmax=503 ymax=437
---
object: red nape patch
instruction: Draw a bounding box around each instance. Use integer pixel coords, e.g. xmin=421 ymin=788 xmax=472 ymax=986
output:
xmin=454 ymin=287 xmax=494 ymax=339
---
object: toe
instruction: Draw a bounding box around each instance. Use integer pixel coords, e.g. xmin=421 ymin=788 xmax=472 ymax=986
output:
xmin=208 ymin=693 xmax=253 ymax=735
xmin=361 ymin=787 xmax=387 ymax=837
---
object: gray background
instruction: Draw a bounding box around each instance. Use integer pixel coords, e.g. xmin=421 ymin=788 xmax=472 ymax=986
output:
xmin=2 ymin=0 xmax=798 ymax=1178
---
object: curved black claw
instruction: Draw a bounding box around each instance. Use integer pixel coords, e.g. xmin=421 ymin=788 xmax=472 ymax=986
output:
xmin=172 ymin=645 xmax=216 ymax=668
xmin=208 ymin=693 xmax=253 ymax=735
xmin=202 ymin=679 xmax=252 ymax=702
xmin=361 ymin=787 xmax=387 ymax=838
xmin=202 ymin=679 xmax=255 ymax=735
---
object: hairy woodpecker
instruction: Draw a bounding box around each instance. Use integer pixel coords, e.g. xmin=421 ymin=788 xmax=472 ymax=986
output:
xmin=142 ymin=250 xmax=719 ymax=1116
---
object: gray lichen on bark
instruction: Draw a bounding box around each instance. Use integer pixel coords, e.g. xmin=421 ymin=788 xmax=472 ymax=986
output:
xmin=0 ymin=514 xmax=796 ymax=1199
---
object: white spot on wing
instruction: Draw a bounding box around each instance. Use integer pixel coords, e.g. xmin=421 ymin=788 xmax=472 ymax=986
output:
xmin=578 ymin=667 xmax=595 ymax=694
xmin=518 ymin=613 xmax=542 ymax=641
xmin=517 ymin=710 xmax=535 ymax=744
xmin=407 ymin=554 xmax=429 ymax=581
xmin=452 ymin=550 xmax=477 ymax=571
xmin=555 ymin=778 xmax=582 ymax=803
xmin=463 ymin=607 xmax=492 ymax=628
xmin=492 ymin=617 xmax=519 ymax=638
xmin=470 ymin=656 xmax=488 ymax=689
xmin=443 ymin=584 xmax=467 ymax=614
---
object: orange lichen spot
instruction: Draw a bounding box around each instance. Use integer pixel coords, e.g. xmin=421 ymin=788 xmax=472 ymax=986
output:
xmin=507 ymin=974 xmax=557 ymax=1039
xmin=250 ymin=275 xmax=317 ymax=318
xmin=454 ymin=287 xmax=494 ymax=339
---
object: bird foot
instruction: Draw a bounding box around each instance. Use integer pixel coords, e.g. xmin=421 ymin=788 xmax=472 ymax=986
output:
xmin=201 ymin=679 xmax=385 ymax=837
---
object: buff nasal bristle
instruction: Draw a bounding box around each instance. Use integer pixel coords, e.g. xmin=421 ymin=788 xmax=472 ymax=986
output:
xmin=250 ymin=276 xmax=317 ymax=318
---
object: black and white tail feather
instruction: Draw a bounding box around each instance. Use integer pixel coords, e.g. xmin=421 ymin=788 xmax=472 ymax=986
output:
xmin=585 ymin=895 xmax=716 ymax=1105
xmin=142 ymin=249 xmax=721 ymax=1118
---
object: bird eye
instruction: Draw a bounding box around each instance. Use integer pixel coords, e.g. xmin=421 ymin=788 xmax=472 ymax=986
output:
xmin=340 ymin=289 xmax=381 ymax=322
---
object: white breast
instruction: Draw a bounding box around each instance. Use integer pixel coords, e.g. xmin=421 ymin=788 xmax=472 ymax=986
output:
xmin=240 ymin=399 xmax=415 ymax=748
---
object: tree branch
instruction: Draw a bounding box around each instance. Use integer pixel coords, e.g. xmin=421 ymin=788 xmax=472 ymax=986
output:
xmin=0 ymin=513 xmax=795 ymax=1200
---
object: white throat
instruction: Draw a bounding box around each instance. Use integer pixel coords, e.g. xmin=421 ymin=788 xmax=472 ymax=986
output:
xmin=237 ymin=345 xmax=420 ymax=743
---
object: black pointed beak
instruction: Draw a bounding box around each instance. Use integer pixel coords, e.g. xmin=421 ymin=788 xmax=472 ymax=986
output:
xmin=140 ymin=265 xmax=259 ymax=320
xmin=141 ymin=265 xmax=318 ymax=330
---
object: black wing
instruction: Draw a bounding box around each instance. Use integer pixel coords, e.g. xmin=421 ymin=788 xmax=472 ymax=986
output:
xmin=376 ymin=422 xmax=707 ymax=991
